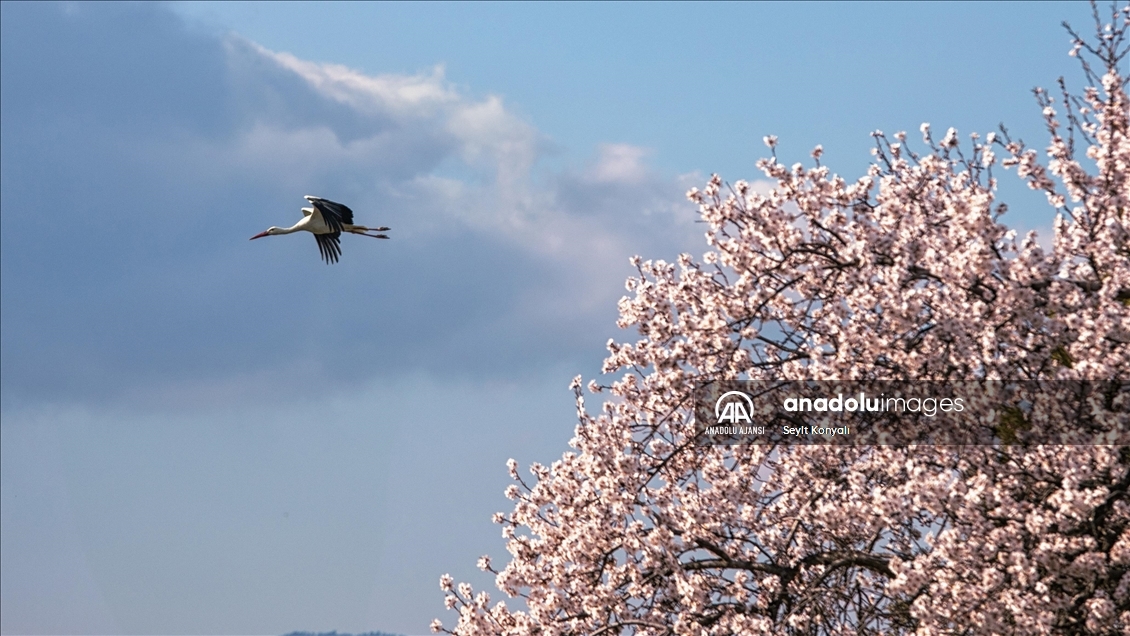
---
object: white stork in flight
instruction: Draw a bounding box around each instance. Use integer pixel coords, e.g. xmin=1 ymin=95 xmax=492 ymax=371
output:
xmin=250 ymin=196 xmax=390 ymax=264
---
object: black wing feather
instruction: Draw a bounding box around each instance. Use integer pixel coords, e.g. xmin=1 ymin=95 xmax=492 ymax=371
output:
xmin=307 ymin=197 xmax=355 ymax=227
xmin=306 ymin=196 xmax=362 ymax=263
xmin=314 ymin=232 xmax=342 ymax=264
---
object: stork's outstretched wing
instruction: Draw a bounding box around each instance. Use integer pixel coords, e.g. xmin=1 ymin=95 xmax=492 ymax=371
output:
xmin=305 ymin=196 xmax=352 ymax=264
xmin=314 ymin=232 xmax=342 ymax=264
xmin=305 ymin=196 xmax=355 ymax=229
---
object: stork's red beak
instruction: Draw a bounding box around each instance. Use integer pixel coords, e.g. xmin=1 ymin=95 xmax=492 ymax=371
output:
xmin=250 ymin=231 xmax=269 ymax=240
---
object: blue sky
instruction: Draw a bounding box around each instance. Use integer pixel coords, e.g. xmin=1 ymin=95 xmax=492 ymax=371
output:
xmin=0 ymin=2 xmax=1098 ymax=634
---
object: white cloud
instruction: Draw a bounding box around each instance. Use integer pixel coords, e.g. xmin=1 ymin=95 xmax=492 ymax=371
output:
xmin=220 ymin=40 xmax=704 ymax=276
xmin=249 ymin=42 xmax=459 ymax=118
xmin=588 ymin=143 xmax=652 ymax=185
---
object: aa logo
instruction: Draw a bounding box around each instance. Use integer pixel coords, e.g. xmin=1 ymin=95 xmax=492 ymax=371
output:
xmin=714 ymin=390 xmax=754 ymax=424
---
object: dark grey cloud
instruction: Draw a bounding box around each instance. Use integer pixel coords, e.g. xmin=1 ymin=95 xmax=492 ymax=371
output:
xmin=0 ymin=2 xmax=702 ymax=409
xmin=0 ymin=3 xmax=233 ymax=137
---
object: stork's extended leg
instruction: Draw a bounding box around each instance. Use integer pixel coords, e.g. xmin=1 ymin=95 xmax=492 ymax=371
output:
xmin=347 ymin=225 xmax=391 ymax=239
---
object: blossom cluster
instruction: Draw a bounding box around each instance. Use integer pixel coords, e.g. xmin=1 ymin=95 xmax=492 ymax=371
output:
xmin=436 ymin=7 xmax=1129 ymax=635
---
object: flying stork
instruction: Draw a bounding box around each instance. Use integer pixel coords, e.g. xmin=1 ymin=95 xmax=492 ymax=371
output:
xmin=250 ymin=196 xmax=390 ymax=264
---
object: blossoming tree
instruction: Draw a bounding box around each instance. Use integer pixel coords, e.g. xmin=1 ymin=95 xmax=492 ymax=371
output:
xmin=436 ymin=6 xmax=1130 ymax=635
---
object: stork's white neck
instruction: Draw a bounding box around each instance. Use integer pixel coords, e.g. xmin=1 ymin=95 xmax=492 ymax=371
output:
xmin=272 ymin=223 xmax=303 ymax=235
